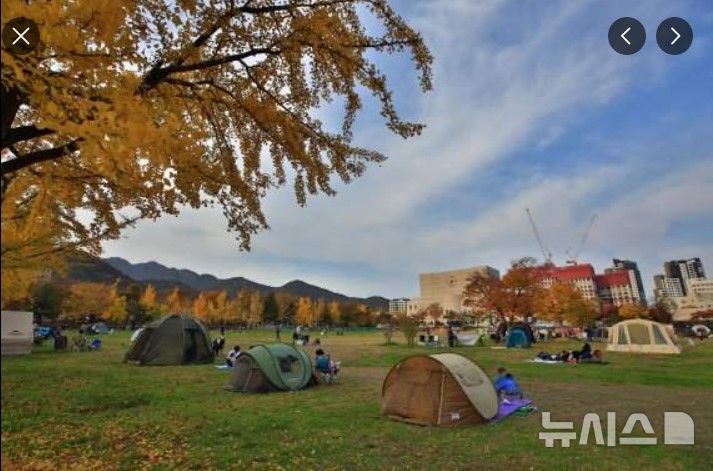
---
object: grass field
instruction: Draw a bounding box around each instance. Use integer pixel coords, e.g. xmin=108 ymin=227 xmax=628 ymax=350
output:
xmin=2 ymin=329 xmax=712 ymax=470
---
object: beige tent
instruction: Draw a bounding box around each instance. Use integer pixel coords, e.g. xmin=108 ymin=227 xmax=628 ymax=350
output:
xmin=607 ymin=319 xmax=680 ymax=354
xmin=381 ymin=353 xmax=498 ymax=426
xmin=1 ymin=311 xmax=34 ymax=356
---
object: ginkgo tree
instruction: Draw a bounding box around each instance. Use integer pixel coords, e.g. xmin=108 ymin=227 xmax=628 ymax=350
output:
xmin=0 ymin=0 xmax=432 ymax=303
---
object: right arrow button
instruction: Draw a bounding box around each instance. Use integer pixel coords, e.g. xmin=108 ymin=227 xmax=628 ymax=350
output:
xmin=657 ymin=18 xmax=693 ymax=55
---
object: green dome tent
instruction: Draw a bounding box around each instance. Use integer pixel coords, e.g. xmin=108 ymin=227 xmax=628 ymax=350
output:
xmin=227 ymin=344 xmax=315 ymax=393
xmin=124 ymin=315 xmax=213 ymax=366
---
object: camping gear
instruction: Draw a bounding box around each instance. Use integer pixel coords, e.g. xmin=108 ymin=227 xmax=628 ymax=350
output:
xmin=381 ymin=353 xmax=498 ymax=426
xmin=130 ymin=328 xmax=145 ymax=342
xmin=34 ymin=325 xmax=53 ymax=339
xmin=456 ymin=334 xmax=483 ymax=346
xmin=607 ymin=319 xmax=680 ymax=354
xmin=691 ymin=324 xmax=711 ymax=338
xmin=1 ymin=311 xmax=34 ymax=356
xmin=226 ymin=343 xmax=315 ymax=393
xmin=493 ymin=398 xmax=532 ymax=421
xmin=124 ymin=315 xmax=213 ymax=365
xmin=90 ymin=322 xmax=110 ymax=334
xmin=506 ymin=323 xmax=535 ymax=348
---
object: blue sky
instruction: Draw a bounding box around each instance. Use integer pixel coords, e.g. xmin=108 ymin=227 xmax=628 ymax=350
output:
xmin=104 ymin=0 xmax=713 ymax=299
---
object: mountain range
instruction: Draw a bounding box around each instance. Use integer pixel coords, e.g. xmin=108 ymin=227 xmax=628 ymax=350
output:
xmin=85 ymin=256 xmax=389 ymax=309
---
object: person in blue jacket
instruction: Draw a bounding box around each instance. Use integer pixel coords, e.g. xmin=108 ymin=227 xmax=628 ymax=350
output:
xmin=494 ymin=367 xmax=522 ymax=400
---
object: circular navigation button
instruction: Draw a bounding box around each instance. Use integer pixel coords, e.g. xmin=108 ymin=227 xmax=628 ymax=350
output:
xmin=608 ymin=17 xmax=646 ymax=55
xmin=2 ymin=17 xmax=40 ymax=55
xmin=656 ymin=17 xmax=693 ymax=55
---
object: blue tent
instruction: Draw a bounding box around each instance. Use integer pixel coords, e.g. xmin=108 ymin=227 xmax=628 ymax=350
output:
xmin=506 ymin=324 xmax=534 ymax=348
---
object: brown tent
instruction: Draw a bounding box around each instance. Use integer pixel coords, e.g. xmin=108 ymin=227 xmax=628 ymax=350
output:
xmin=381 ymin=353 xmax=498 ymax=426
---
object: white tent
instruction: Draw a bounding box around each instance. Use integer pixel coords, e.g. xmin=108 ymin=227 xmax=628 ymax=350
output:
xmin=607 ymin=319 xmax=680 ymax=354
xmin=1 ymin=311 xmax=34 ymax=356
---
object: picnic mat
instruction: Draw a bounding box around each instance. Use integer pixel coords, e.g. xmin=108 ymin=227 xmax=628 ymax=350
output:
xmin=214 ymin=365 xmax=233 ymax=370
xmin=493 ymin=398 xmax=533 ymax=421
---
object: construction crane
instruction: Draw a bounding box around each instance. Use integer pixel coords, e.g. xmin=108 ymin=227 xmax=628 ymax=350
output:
xmin=525 ymin=208 xmax=553 ymax=265
xmin=565 ymin=214 xmax=597 ymax=265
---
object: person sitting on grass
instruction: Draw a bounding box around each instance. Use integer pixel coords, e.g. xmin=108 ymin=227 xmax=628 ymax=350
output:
xmin=225 ymin=345 xmax=241 ymax=367
xmin=315 ymin=348 xmax=339 ymax=384
xmin=494 ymin=368 xmax=522 ymax=401
xmin=553 ymin=350 xmax=571 ymax=363
xmin=572 ymin=342 xmax=592 ymax=363
xmin=592 ymin=349 xmax=603 ymax=362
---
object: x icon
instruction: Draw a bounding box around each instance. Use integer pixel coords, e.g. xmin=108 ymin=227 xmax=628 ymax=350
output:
xmin=3 ymin=17 xmax=39 ymax=54
xmin=12 ymin=27 xmax=30 ymax=45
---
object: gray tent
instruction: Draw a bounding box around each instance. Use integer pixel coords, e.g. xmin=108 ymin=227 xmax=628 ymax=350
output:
xmin=124 ymin=315 xmax=213 ymax=365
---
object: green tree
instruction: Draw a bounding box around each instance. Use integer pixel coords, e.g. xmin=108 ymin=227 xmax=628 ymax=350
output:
xmin=30 ymin=282 xmax=66 ymax=320
xmin=262 ymin=293 xmax=280 ymax=323
xmin=397 ymin=312 xmax=424 ymax=348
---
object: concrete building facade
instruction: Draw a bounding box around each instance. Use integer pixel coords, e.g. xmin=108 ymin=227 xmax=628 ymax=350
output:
xmin=670 ymin=278 xmax=713 ymax=321
xmin=388 ymin=298 xmax=410 ymax=316
xmin=407 ymin=265 xmax=500 ymax=324
xmin=654 ymin=275 xmax=685 ymax=299
xmin=608 ymin=259 xmax=647 ymax=306
xmin=663 ymin=258 xmax=706 ymax=296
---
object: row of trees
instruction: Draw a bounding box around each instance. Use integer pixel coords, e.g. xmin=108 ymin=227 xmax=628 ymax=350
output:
xmin=28 ymin=280 xmax=379 ymax=328
xmin=459 ymin=257 xmax=672 ymax=327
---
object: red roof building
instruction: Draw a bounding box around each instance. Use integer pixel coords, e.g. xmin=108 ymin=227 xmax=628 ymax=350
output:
xmin=533 ymin=263 xmax=644 ymax=312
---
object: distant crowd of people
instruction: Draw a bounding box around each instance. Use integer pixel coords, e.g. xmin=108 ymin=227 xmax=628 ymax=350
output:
xmin=535 ymin=341 xmax=603 ymax=363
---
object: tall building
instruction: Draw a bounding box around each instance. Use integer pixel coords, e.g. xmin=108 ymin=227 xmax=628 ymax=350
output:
xmin=534 ymin=264 xmax=598 ymax=300
xmin=669 ymin=278 xmax=713 ymax=321
xmin=663 ymin=258 xmax=706 ymax=295
xmin=608 ymin=259 xmax=647 ymax=306
xmin=653 ymin=275 xmax=685 ymax=299
xmin=533 ymin=263 xmax=645 ymax=312
xmin=407 ymin=265 xmax=500 ymax=324
xmin=388 ymin=298 xmax=410 ymax=316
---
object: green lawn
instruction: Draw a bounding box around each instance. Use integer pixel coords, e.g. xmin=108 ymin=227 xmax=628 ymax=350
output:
xmin=2 ymin=330 xmax=712 ymax=470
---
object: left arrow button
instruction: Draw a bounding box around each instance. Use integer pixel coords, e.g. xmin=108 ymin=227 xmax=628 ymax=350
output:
xmin=609 ymin=17 xmax=646 ymax=55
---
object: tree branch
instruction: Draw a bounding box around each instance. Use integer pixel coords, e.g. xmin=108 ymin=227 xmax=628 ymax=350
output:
xmin=238 ymin=0 xmax=357 ymax=14
xmin=1 ymin=140 xmax=80 ymax=176
xmin=2 ymin=125 xmax=55 ymax=150
xmin=140 ymin=48 xmax=279 ymax=92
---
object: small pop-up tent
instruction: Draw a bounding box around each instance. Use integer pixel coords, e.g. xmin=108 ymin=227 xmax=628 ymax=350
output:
xmin=607 ymin=319 xmax=680 ymax=354
xmin=1 ymin=311 xmax=34 ymax=356
xmin=227 ymin=344 xmax=315 ymax=393
xmin=90 ymin=322 xmax=110 ymax=334
xmin=381 ymin=353 xmax=498 ymax=426
xmin=507 ymin=322 xmax=535 ymax=348
xmin=124 ymin=315 xmax=213 ymax=365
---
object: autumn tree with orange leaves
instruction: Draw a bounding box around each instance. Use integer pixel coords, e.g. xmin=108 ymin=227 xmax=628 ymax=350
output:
xmin=1 ymin=0 xmax=432 ymax=304
xmin=463 ymin=257 xmax=542 ymax=321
